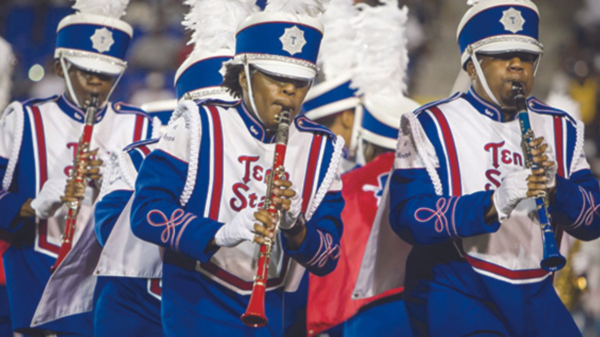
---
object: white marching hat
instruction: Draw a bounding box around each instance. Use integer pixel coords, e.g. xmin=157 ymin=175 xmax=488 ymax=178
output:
xmin=174 ymin=0 xmax=255 ymax=101
xmin=352 ymin=0 xmax=417 ymax=151
xmin=457 ymin=0 xmax=543 ymax=68
xmin=55 ymin=1 xmax=133 ymax=76
xmin=302 ymin=0 xmax=360 ymax=121
xmin=231 ymin=0 xmax=329 ymax=81
xmin=457 ymin=0 xmax=543 ymax=107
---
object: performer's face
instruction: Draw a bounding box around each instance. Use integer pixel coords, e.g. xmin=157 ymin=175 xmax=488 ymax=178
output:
xmin=55 ymin=61 xmax=116 ymax=108
xmin=240 ymin=69 xmax=311 ymax=130
xmin=468 ymin=52 xmax=536 ymax=109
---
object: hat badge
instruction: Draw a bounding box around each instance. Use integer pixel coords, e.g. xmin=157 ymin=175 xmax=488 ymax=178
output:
xmin=90 ymin=27 xmax=115 ymax=53
xmin=499 ymin=7 xmax=525 ymax=34
xmin=279 ymin=26 xmax=307 ymax=56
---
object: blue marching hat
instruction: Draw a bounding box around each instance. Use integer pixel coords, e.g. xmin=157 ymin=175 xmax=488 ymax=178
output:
xmin=302 ymin=76 xmax=359 ymax=120
xmin=174 ymin=0 xmax=255 ymax=102
xmin=175 ymin=52 xmax=236 ymax=101
xmin=457 ymin=0 xmax=543 ymax=69
xmin=361 ymin=94 xmax=420 ymax=150
xmin=232 ymin=11 xmax=324 ymax=81
xmin=351 ymin=0 xmax=418 ymax=151
xmin=55 ymin=13 xmax=132 ymax=76
xmin=302 ymin=0 xmax=360 ymax=121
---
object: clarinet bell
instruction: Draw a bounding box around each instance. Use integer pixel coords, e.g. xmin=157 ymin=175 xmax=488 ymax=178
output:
xmin=241 ymin=285 xmax=268 ymax=327
xmin=540 ymin=229 xmax=567 ymax=272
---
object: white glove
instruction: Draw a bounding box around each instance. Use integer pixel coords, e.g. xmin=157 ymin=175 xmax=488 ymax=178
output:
xmin=214 ymin=207 xmax=257 ymax=247
xmin=493 ymin=169 xmax=531 ymax=223
xmin=280 ymin=184 xmax=302 ymax=230
xmin=30 ymin=178 xmax=66 ymax=219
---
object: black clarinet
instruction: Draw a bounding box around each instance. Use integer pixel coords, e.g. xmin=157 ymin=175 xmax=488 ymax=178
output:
xmin=512 ymin=83 xmax=566 ymax=272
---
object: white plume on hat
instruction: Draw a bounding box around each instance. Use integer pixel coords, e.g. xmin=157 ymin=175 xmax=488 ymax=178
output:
xmin=319 ymin=0 xmax=357 ymax=81
xmin=73 ymin=0 xmax=129 ymax=18
xmin=351 ymin=0 xmax=419 ymax=151
xmin=183 ymin=0 xmax=256 ymax=54
xmin=351 ymin=0 xmax=409 ymax=98
xmin=265 ymin=0 xmax=330 ymax=17
xmin=0 ymin=37 xmax=14 ymax=112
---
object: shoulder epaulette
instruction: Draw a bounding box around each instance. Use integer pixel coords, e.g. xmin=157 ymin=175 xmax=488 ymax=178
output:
xmin=122 ymin=138 xmax=159 ymax=171
xmin=113 ymin=101 xmax=152 ymax=120
xmin=123 ymin=138 xmax=159 ymax=153
xmin=140 ymin=99 xmax=178 ymax=114
xmin=527 ymin=97 xmax=576 ymax=124
xmin=295 ymin=115 xmax=337 ymax=139
xmin=197 ymin=98 xmax=241 ymax=109
xmin=22 ymin=95 xmax=59 ymax=108
xmin=413 ymin=92 xmax=462 ymax=116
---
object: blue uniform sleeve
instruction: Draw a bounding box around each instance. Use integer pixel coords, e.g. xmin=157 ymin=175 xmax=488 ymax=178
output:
xmin=551 ymin=169 xmax=600 ymax=240
xmin=130 ymin=149 xmax=223 ymax=263
xmin=0 ymin=157 xmax=30 ymax=234
xmin=94 ymin=190 xmax=133 ymax=247
xmin=389 ymin=168 xmax=499 ymax=245
xmin=282 ymin=191 xmax=344 ymax=276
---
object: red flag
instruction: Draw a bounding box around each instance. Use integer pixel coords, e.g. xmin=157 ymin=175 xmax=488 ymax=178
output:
xmin=307 ymin=153 xmax=402 ymax=336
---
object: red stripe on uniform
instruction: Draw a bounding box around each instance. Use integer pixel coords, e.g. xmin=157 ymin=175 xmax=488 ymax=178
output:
xmin=31 ymin=106 xmax=48 ymax=188
xmin=133 ymin=115 xmax=145 ymax=142
xmin=208 ymin=106 xmax=224 ymax=220
xmin=430 ymin=107 xmax=461 ymax=196
xmin=200 ymin=256 xmax=290 ymax=291
xmin=139 ymin=145 xmax=151 ymax=156
xmin=149 ymin=278 xmax=162 ymax=297
xmin=465 ymin=255 xmax=548 ymax=280
xmin=31 ymin=107 xmax=60 ymax=254
xmin=553 ymin=116 xmax=565 ymax=177
xmin=38 ymin=220 xmax=60 ymax=254
xmin=302 ymin=135 xmax=322 ymax=213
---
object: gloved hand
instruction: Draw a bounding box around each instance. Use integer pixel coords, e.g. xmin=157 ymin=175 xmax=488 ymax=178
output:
xmin=544 ymin=148 xmax=557 ymax=190
xmin=493 ymin=168 xmax=531 ymax=222
xmin=280 ymin=184 xmax=302 ymax=230
xmin=530 ymin=137 xmax=556 ymax=190
xmin=214 ymin=207 xmax=257 ymax=247
xmin=30 ymin=178 xmax=67 ymax=219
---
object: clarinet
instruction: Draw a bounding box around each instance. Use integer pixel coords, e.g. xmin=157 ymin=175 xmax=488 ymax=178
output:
xmin=51 ymin=94 xmax=100 ymax=272
xmin=512 ymin=83 xmax=566 ymax=272
xmin=241 ymin=109 xmax=291 ymax=328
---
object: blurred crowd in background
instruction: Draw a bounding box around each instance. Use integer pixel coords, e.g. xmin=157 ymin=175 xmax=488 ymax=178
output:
xmin=2 ymin=0 xmax=600 ymax=336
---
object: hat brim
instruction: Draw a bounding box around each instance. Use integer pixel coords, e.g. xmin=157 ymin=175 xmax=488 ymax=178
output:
xmin=251 ymin=59 xmax=316 ymax=82
xmin=65 ymin=55 xmax=124 ymax=76
xmin=461 ymin=39 xmax=543 ymax=67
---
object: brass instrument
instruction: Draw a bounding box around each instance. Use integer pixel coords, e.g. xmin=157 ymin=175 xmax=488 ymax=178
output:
xmin=555 ymin=239 xmax=587 ymax=311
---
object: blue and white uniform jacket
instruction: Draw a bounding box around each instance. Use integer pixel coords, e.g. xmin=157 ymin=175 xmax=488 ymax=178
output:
xmin=94 ymin=139 xmax=163 ymax=300
xmin=0 ymin=94 xmax=152 ymax=332
xmin=390 ymin=89 xmax=600 ymax=285
xmin=131 ymin=100 xmax=345 ymax=295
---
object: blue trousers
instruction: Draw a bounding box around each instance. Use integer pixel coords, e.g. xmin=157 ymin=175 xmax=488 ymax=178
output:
xmin=94 ymin=277 xmax=163 ymax=337
xmin=404 ymin=256 xmax=580 ymax=337
xmin=0 ymin=285 xmax=12 ymax=337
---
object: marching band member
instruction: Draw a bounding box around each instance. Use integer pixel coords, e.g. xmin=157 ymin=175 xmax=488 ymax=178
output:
xmin=307 ymin=1 xmax=417 ymax=336
xmin=92 ymin=0 xmax=249 ymax=335
xmin=389 ymin=0 xmax=600 ymax=335
xmin=301 ymin=0 xmax=361 ymax=173
xmin=0 ymin=35 xmax=14 ymax=337
xmin=130 ymin=0 xmax=347 ymax=335
xmin=0 ymin=0 xmax=152 ymax=334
